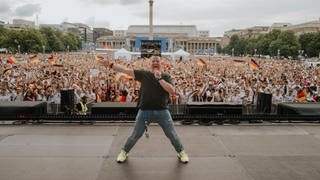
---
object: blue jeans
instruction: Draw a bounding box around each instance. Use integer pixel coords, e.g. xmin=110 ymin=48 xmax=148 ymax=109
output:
xmin=123 ymin=109 xmax=184 ymax=153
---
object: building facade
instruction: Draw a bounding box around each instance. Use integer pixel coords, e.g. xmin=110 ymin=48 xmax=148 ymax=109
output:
xmin=73 ymin=23 xmax=93 ymax=43
xmin=113 ymin=30 xmax=127 ymax=37
xmin=224 ymin=19 xmax=320 ymax=40
xmin=224 ymin=26 xmax=269 ymax=38
xmin=198 ymin=30 xmax=210 ymax=38
xmin=5 ymin=19 xmax=35 ymax=30
xmin=40 ymin=22 xmax=94 ymax=45
xmin=281 ymin=20 xmax=320 ymax=36
xmin=269 ymin=23 xmax=292 ymax=32
xmin=127 ymin=25 xmax=198 ymax=37
xmin=93 ymin=28 xmax=113 ymax=43
xmin=97 ymin=25 xmax=219 ymax=54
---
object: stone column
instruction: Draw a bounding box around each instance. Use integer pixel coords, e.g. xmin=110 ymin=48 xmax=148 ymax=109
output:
xmin=149 ymin=0 xmax=154 ymax=40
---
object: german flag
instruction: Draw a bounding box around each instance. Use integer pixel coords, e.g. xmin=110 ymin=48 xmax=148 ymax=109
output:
xmin=233 ymin=59 xmax=246 ymax=64
xmin=297 ymin=89 xmax=306 ymax=102
xmin=7 ymin=56 xmax=18 ymax=64
xmin=249 ymin=59 xmax=259 ymax=70
xmin=196 ymin=58 xmax=206 ymax=66
xmin=95 ymin=55 xmax=104 ymax=61
xmin=48 ymin=55 xmax=57 ymax=65
xmin=29 ymin=55 xmax=39 ymax=63
xmin=116 ymin=73 xmax=133 ymax=81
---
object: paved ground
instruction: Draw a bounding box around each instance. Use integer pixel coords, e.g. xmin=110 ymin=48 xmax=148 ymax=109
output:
xmin=1 ymin=123 xmax=320 ymax=180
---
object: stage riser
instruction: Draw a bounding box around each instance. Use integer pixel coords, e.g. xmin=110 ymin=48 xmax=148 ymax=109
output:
xmin=91 ymin=102 xmax=138 ymax=115
xmin=0 ymin=102 xmax=47 ymax=115
xmin=278 ymin=103 xmax=320 ymax=115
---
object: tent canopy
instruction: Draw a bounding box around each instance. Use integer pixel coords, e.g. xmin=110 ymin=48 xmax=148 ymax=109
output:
xmin=172 ymin=49 xmax=190 ymax=60
xmin=114 ymin=48 xmax=132 ymax=61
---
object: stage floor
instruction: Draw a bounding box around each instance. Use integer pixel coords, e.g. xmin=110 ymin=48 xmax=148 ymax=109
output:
xmin=1 ymin=124 xmax=320 ymax=180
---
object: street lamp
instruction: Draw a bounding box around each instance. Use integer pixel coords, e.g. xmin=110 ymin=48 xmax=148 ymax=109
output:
xmin=18 ymin=45 xmax=20 ymax=54
xmin=42 ymin=45 xmax=45 ymax=54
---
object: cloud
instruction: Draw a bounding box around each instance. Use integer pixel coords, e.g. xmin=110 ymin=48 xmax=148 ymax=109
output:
xmin=131 ymin=0 xmax=320 ymax=36
xmin=85 ymin=16 xmax=110 ymax=28
xmin=0 ymin=1 xmax=11 ymax=15
xmin=80 ymin=0 xmax=144 ymax=6
xmin=14 ymin=3 xmax=41 ymax=17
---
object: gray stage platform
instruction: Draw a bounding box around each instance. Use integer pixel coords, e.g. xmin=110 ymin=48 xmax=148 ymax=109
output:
xmin=1 ymin=124 xmax=320 ymax=180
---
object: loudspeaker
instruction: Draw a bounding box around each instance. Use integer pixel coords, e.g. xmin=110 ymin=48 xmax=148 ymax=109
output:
xmin=61 ymin=89 xmax=75 ymax=114
xmin=256 ymin=92 xmax=272 ymax=114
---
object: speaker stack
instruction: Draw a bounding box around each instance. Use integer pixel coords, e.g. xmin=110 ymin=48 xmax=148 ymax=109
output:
xmin=256 ymin=92 xmax=272 ymax=114
xmin=60 ymin=89 xmax=75 ymax=114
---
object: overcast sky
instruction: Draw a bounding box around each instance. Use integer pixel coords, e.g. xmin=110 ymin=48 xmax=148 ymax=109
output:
xmin=0 ymin=0 xmax=319 ymax=36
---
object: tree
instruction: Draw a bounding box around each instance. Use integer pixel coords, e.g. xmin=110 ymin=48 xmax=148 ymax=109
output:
xmin=1 ymin=30 xmax=24 ymax=53
xmin=40 ymin=27 xmax=64 ymax=52
xmin=225 ymin=35 xmax=239 ymax=55
xmin=256 ymin=36 xmax=270 ymax=55
xmin=223 ymin=28 xmax=320 ymax=58
xmin=225 ymin=35 xmax=248 ymax=56
xmin=269 ymin=39 xmax=282 ymax=57
xmin=306 ymin=32 xmax=320 ymax=57
xmin=21 ymin=29 xmax=46 ymax=53
xmin=216 ymin=44 xmax=222 ymax=54
xmin=299 ymin=33 xmax=314 ymax=56
xmin=256 ymin=29 xmax=281 ymax=56
xmin=271 ymin=31 xmax=300 ymax=58
xmin=245 ymin=38 xmax=258 ymax=55
xmin=0 ymin=26 xmax=8 ymax=48
xmin=62 ymin=32 xmax=82 ymax=51
xmin=300 ymin=32 xmax=320 ymax=57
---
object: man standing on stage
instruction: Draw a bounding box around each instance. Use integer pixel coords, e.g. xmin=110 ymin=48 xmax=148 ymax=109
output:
xmin=100 ymin=56 xmax=189 ymax=163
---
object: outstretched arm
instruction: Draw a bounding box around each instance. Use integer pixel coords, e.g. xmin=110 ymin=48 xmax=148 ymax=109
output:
xmin=99 ymin=60 xmax=135 ymax=78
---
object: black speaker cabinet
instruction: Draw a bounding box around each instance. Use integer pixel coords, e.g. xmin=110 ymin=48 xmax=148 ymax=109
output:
xmin=256 ymin=92 xmax=272 ymax=114
xmin=61 ymin=89 xmax=75 ymax=113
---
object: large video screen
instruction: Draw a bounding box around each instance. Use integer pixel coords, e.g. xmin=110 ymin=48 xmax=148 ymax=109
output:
xmin=141 ymin=40 xmax=162 ymax=58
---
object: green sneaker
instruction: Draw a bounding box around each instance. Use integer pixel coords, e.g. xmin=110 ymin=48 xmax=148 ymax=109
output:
xmin=116 ymin=149 xmax=128 ymax=163
xmin=178 ymin=150 xmax=189 ymax=163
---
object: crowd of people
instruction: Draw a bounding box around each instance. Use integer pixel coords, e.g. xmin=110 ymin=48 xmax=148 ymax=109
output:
xmin=0 ymin=53 xmax=319 ymax=112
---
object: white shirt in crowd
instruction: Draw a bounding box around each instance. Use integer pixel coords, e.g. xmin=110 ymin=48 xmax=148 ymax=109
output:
xmin=272 ymin=93 xmax=283 ymax=104
xmin=230 ymin=93 xmax=242 ymax=104
xmin=0 ymin=94 xmax=11 ymax=102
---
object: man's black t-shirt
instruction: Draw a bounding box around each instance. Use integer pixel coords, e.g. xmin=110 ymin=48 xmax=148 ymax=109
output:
xmin=134 ymin=70 xmax=172 ymax=110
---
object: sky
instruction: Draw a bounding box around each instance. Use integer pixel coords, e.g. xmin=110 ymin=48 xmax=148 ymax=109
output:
xmin=0 ymin=0 xmax=319 ymax=36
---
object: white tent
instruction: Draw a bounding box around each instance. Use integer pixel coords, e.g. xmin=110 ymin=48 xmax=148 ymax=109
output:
xmin=114 ymin=48 xmax=132 ymax=61
xmin=173 ymin=49 xmax=190 ymax=60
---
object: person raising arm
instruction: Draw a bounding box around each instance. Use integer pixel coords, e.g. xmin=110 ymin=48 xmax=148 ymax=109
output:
xmin=99 ymin=56 xmax=189 ymax=164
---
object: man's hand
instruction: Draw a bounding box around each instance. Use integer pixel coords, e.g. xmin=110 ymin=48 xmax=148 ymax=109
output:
xmin=154 ymin=70 xmax=162 ymax=79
